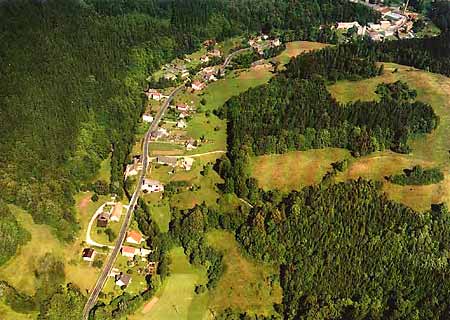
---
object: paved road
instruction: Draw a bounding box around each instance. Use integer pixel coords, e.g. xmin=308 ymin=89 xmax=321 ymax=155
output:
xmin=220 ymin=47 xmax=251 ymax=76
xmin=82 ymin=85 xmax=185 ymax=319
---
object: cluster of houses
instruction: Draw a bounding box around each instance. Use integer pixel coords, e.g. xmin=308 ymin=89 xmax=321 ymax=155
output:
xmin=162 ymin=63 xmax=190 ymax=81
xmin=248 ymin=34 xmax=282 ymax=56
xmin=335 ymin=5 xmax=418 ymax=41
xmin=199 ymin=48 xmax=222 ymax=64
xmin=97 ymin=202 xmax=123 ymax=228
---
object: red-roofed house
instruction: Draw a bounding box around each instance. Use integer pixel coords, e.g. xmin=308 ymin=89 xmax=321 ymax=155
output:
xmin=192 ymin=80 xmax=206 ymax=91
xmin=146 ymin=89 xmax=163 ymax=101
xmin=126 ymin=230 xmax=144 ymax=245
xmin=121 ymin=246 xmax=137 ymax=258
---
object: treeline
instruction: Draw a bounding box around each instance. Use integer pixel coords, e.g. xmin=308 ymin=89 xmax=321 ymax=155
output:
xmin=388 ymin=165 xmax=445 ymax=185
xmin=0 ymin=202 xmax=30 ymax=266
xmin=217 ymin=70 xmax=437 ymax=195
xmin=235 ymin=180 xmax=450 ymax=319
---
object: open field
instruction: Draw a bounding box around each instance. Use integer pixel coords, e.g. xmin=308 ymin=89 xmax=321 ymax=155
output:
xmin=130 ymin=247 xmax=208 ymax=320
xmin=207 ymin=230 xmax=282 ymax=315
xmin=274 ymin=41 xmax=330 ymax=67
xmin=0 ymin=302 xmax=37 ymax=320
xmin=251 ymin=148 xmax=351 ymax=192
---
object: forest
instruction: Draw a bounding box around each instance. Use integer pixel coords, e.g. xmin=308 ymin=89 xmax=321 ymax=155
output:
xmin=217 ymin=50 xmax=438 ymax=196
xmin=235 ymin=180 xmax=450 ymax=319
xmin=388 ymin=166 xmax=445 ymax=185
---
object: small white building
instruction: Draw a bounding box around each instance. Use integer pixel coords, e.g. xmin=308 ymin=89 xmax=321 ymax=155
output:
xmin=143 ymin=114 xmax=154 ymax=123
xmin=181 ymin=157 xmax=194 ymax=171
xmin=142 ymin=179 xmax=164 ymax=193
xmin=138 ymin=248 xmax=152 ymax=257
xmin=336 ymin=21 xmax=361 ymax=30
xmin=146 ymin=89 xmax=162 ymax=101
xmin=115 ymin=273 xmax=131 ymax=287
xmin=110 ymin=202 xmax=123 ymax=222
xmin=177 ymin=119 xmax=187 ymax=129
xmin=200 ymin=55 xmax=210 ymax=63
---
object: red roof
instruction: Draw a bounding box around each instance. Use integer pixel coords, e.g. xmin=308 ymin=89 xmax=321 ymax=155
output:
xmin=122 ymin=246 xmax=136 ymax=254
xmin=127 ymin=230 xmax=143 ymax=243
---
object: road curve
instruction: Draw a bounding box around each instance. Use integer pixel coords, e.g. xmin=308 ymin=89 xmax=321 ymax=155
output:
xmin=220 ymin=47 xmax=252 ymax=75
xmin=82 ymin=85 xmax=184 ymax=319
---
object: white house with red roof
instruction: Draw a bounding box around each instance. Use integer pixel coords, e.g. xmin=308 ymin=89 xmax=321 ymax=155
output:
xmin=146 ymin=89 xmax=163 ymax=101
xmin=192 ymin=80 xmax=206 ymax=91
xmin=121 ymin=246 xmax=137 ymax=258
xmin=126 ymin=230 xmax=144 ymax=245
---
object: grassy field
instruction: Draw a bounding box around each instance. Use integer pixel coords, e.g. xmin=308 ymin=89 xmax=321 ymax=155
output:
xmin=130 ymin=247 xmax=208 ymax=320
xmin=207 ymin=230 xmax=282 ymax=315
xmin=0 ymin=194 xmax=111 ymax=296
xmin=274 ymin=41 xmax=330 ymax=67
xmin=0 ymin=302 xmax=37 ymax=320
xmin=249 ymin=63 xmax=450 ymax=211
xmin=250 ymin=148 xmax=351 ymax=192
xmin=329 ymin=63 xmax=450 ymax=211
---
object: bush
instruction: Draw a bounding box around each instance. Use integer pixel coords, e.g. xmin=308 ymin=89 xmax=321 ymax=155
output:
xmin=91 ymin=194 xmax=99 ymax=202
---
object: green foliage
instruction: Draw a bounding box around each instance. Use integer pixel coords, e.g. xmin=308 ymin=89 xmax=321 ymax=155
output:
xmin=429 ymin=1 xmax=450 ymax=32
xmin=236 ymin=180 xmax=450 ymax=319
xmin=388 ymin=165 xmax=445 ymax=185
xmin=0 ymin=281 xmax=36 ymax=313
xmin=104 ymin=228 xmax=116 ymax=242
xmin=38 ymin=284 xmax=86 ymax=320
xmin=0 ymin=202 xmax=30 ymax=266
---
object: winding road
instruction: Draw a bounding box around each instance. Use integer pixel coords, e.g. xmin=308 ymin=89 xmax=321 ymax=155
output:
xmin=82 ymin=85 xmax=184 ymax=319
xmin=83 ymin=47 xmax=250 ymax=319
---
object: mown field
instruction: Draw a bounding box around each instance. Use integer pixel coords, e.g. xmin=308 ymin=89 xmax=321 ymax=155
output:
xmin=251 ymin=62 xmax=450 ymax=212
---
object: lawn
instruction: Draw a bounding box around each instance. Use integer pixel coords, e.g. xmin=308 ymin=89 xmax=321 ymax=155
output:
xmin=206 ymin=230 xmax=282 ymax=315
xmin=130 ymin=247 xmax=208 ymax=320
xmin=250 ymin=148 xmax=351 ymax=192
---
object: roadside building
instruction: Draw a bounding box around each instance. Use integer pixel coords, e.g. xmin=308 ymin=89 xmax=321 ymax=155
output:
xmin=185 ymin=139 xmax=198 ymax=151
xmin=125 ymin=156 xmax=142 ymax=178
xmin=178 ymin=111 xmax=189 ymax=119
xmin=115 ymin=273 xmax=131 ymax=287
xmin=126 ymin=230 xmax=144 ymax=245
xmin=142 ymin=179 xmax=164 ymax=193
xmin=82 ymin=248 xmax=96 ymax=262
xmin=200 ymin=55 xmax=210 ymax=63
xmin=336 ymin=21 xmax=361 ymax=30
xmin=110 ymin=202 xmax=122 ymax=222
xmin=192 ymin=80 xmax=206 ymax=91
xmin=121 ymin=246 xmax=137 ymax=258
xmin=142 ymin=114 xmax=154 ymax=123
xmin=156 ymin=156 xmax=178 ymax=167
xmin=176 ymin=103 xmax=190 ymax=112
xmin=138 ymin=248 xmax=152 ymax=258
xmin=151 ymin=128 xmax=169 ymax=140
xmin=146 ymin=89 xmax=162 ymax=101
xmin=208 ymin=49 xmax=222 ymax=57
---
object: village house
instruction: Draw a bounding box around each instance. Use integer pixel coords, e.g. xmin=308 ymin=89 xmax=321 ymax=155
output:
xmin=151 ymin=127 xmax=169 ymax=140
xmin=125 ymin=156 xmax=143 ymax=178
xmin=336 ymin=21 xmax=361 ymax=30
xmin=180 ymin=69 xmax=190 ymax=79
xmin=115 ymin=273 xmax=131 ymax=287
xmin=82 ymin=248 xmax=96 ymax=262
xmin=181 ymin=157 xmax=194 ymax=171
xmin=110 ymin=202 xmax=122 ymax=222
xmin=142 ymin=179 xmax=164 ymax=193
xmin=202 ymin=39 xmax=216 ymax=47
xmin=204 ymin=71 xmax=217 ymax=82
xmin=138 ymin=248 xmax=152 ymax=258
xmin=176 ymin=103 xmax=190 ymax=112
xmin=178 ymin=111 xmax=189 ymax=119
xmin=146 ymin=89 xmax=163 ymax=101
xmin=109 ymin=268 xmax=120 ymax=278
xmin=185 ymin=139 xmax=198 ymax=151
xmin=271 ymin=38 xmax=282 ymax=47
xmin=156 ymin=156 xmax=178 ymax=167
xmin=142 ymin=114 xmax=154 ymax=123
xmin=126 ymin=230 xmax=144 ymax=245
xmin=200 ymin=55 xmax=210 ymax=63
xmin=121 ymin=246 xmax=137 ymax=258
xmin=176 ymin=119 xmax=187 ymax=129
xmin=97 ymin=211 xmax=110 ymax=228
xmin=208 ymin=49 xmax=222 ymax=57
xmin=192 ymin=80 xmax=206 ymax=91
xmin=377 ymin=7 xmax=392 ymax=16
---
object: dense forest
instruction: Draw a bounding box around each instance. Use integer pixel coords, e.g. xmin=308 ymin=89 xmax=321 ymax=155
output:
xmin=235 ymin=180 xmax=450 ymax=319
xmin=0 ymin=202 xmax=30 ymax=266
xmin=388 ymin=165 xmax=445 ymax=185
